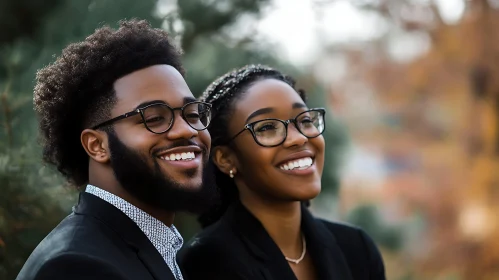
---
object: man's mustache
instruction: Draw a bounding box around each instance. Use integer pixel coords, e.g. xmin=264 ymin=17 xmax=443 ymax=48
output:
xmin=152 ymin=139 xmax=209 ymax=157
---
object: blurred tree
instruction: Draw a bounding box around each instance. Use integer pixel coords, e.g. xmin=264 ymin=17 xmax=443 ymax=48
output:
xmin=177 ymin=0 xmax=269 ymax=51
xmin=0 ymin=146 xmax=74 ymax=280
xmin=302 ymin=82 xmax=349 ymax=196
xmin=0 ymin=0 xmax=63 ymax=45
xmin=346 ymin=204 xmax=403 ymax=251
xmin=330 ymin=0 xmax=499 ymax=278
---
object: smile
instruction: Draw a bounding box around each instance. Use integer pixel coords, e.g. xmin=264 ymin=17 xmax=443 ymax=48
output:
xmin=159 ymin=152 xmax=196 ymax=161
xmin=279 ymin=157 xmax=313 ymax=171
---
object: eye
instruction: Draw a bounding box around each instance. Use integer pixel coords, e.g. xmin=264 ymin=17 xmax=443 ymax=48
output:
xmin=300 ymin=116 xmax=313 ymax=122
xmin=300 ymin=117 xmax=314 ymax=126
xmin=258 ymin=124 xmax=275 ymax=132
xmin=256 ymin=122 xmax=278 ymax=132
xmin=145 ymin=116 xmax=165 ymax=124
xmin=185 ymin=112 xmax=200 ymax=119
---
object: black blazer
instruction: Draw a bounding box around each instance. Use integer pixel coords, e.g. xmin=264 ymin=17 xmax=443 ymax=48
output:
xmin=16 ymin=192 xmax=176 ymax=280
xmin=178 ymin=201 xmax=386 ymax=280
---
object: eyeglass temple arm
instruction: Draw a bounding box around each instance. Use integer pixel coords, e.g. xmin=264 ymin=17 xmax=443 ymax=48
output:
xmin=227 ymin=124 xmax=251 ymax=143
xmin=92 ymin=110 xmax=140 ymax=130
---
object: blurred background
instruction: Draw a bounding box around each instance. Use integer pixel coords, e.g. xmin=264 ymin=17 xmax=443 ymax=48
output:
xmin=0 ymin=0 xmax=497 ymax=279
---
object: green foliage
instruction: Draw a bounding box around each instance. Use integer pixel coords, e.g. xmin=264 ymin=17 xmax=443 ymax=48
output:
xmin=178 ymin=0 xmax=269 ymax=50
xmin=0 ymin=0 xmax=162 ymax=148
xmin=183 ymin=37 xmax=288 ymax=97
xmin=306 ymin=85 xmax=349 ymax=195
xmin=0 ymin=144 xmax=76 ymax=280
xmin=346 ymin=204 xmax=403 ymax=251
xmin=0 ymin=0 xmax=63 ymax=45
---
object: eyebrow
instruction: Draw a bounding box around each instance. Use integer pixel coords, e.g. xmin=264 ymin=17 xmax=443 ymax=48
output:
xmin=183 ymin=96 xmax=197 ymax=104
xmin=134 ymin=96 xmax=197 ymax=110
xmin=293 ymin=102 xmax=307 ymax=109
xmin=246 ymin=108 xmax=273 ymax=123
xmin=245 ymin=102 xmax=307 ymax=123
xmin=134 ymin=100 xmax=165 ymax=110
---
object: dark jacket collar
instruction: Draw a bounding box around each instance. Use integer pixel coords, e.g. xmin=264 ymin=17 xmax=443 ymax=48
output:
xmin=224 ymin=200 xmax=354 ymax=280
xmin=73 ymin=192 xmax=176 ymax=280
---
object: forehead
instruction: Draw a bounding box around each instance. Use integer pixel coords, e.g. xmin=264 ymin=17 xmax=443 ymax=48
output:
xmin=237 ymin=78 xmax=304 ymax=113
xmin=113 ymin=64 xmax=193 ymax=110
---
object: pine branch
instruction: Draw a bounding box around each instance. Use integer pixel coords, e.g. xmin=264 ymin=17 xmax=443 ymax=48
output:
xmin=0 ymin=83 xmax=12 ymax=149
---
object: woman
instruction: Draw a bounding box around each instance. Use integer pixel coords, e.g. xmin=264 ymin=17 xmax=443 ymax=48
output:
xmin=178 ymin=65 xmax=385 ymax=280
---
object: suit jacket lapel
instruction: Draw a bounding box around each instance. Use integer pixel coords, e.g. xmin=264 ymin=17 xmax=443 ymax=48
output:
xmin=225 ymin=201 xmax=354 ymax=280
xmin=73 ymin=192 xmax=176 ymax=280
xmin=301 ymin=204 xmax=354 ymax=280
xmin=225 ymin=201 xmax=296 ymax=280
xmin=136 ymin=250 xmax=176 ymax=280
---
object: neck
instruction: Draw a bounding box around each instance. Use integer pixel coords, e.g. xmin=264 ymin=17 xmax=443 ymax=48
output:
xmin=240 ymin=194 xmax=303 ymax=258
xmin=88 ymin=164 xmax=175 ymax=226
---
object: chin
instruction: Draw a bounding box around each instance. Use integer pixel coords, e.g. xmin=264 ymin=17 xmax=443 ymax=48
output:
xmin=178 ymin=179 xmax=203 ymax=192
xmin=293 ymin=184 xmax=321 ymax=201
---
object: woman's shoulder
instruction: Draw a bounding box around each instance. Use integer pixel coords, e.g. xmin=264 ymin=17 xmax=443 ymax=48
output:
xmin=182 ymin=220 xmax=232 ymax=250
xmin=178 ymin=220 xmax=254 ymax=279
xmin=318 ymin=219 xmax=365 ymax=239
xmin=179 ymin=218 xmax=244 ymax=262
xmin=317 ymin=218 xmax=385 ymax=278
xmin=318 ymin=219 xmax=378 ymax=252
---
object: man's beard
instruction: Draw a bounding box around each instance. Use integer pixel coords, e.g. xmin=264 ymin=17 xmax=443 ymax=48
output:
xmin=107 ymin=131 xmax=218 ymax=214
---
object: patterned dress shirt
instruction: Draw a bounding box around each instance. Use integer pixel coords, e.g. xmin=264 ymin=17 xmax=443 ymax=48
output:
xmin=85 ymin=185 xmax=184 ymax=280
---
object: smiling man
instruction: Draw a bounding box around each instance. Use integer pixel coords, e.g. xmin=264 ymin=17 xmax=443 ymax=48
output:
xmin=16 ymin=20 xmax=215 ymax=280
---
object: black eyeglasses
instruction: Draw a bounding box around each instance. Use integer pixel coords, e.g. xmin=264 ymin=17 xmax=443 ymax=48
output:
xmin=92 ymin=101 xmax=212 ymax=134
xmin=229 ymin=108 xmax=326 ymax=147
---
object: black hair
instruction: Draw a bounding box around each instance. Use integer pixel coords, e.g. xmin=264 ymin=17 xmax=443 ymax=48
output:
xmin=197 ymin=64 xmax=307 ymax=228
xmin=33 ymin=19 xmax=184 ymax=188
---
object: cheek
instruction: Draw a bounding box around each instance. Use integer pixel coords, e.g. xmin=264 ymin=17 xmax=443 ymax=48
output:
xmin=113 ymin=124 xmax=156 ymax=150
xmin=311 ymin=136 xmax=326 ymax=172
xmin=237 ymin=145 xmax=276 ymax=175
xmin=198 ymin=130 xmax=211 ymax=151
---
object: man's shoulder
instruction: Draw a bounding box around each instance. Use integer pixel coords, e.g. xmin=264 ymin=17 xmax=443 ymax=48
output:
xmin=16 ymin=212 xmax=133 ymax=279
xmin=37 ymin=212 xmax=123 ymax=253
xmin=17 ymin=251 xmax=129 ymax=280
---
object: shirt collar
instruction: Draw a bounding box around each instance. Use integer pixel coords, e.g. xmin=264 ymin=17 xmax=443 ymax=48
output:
xmin=85 ymin=185 xmax=183 ymax=251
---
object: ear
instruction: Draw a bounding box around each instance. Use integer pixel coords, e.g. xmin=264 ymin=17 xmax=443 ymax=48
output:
xmin=81 ymin=129 xmax=110 ymax=164
xmin=211 ymin=146 xmax=238 ymax=176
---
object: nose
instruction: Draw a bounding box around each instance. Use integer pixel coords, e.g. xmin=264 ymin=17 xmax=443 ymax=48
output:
xmin=282 ymin=123 xmax=307 ymax=148
xmin=166 ymin=111 xmax=198 ymax=140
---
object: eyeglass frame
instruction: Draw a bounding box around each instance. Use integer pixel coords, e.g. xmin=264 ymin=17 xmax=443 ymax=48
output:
xmin=228 ymin=108 xmax=326 ymax=147
xmin=91 ymin=101 xmax=212 ymax=134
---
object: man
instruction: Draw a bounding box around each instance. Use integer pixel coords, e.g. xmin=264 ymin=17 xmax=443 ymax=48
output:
xmin=16 ymin=19 xmax=215 ymax=280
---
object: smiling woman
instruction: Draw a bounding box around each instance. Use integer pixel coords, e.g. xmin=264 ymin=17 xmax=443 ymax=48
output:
xmin=178 ymin=65 xmax=386 ymax=280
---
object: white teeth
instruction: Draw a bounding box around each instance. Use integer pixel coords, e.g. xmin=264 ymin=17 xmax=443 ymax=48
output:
xmin=279 ymin=157 xmax=313 ymax=171
xmin=161 ymin=152 xmax=196 ymax=161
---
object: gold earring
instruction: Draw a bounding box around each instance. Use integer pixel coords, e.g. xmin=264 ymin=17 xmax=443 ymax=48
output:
xmin=229 ymin=169 xmax=235 ymax=178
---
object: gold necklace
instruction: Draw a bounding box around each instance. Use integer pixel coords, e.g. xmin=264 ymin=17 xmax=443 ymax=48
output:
xmin=285 ymin=236 xmax=306 ymax=264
